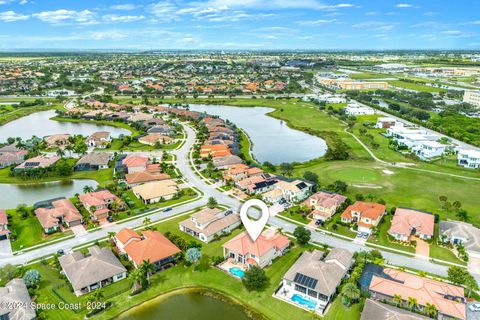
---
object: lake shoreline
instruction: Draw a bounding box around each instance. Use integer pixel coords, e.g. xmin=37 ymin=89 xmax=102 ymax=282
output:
xmin=116 ymin=286 xmax=268 ymax=320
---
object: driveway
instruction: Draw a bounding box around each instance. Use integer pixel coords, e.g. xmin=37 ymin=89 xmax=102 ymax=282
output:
xmin=468 ymin=256 xmax=480 ymax=275
xmin=0 ymin=239 xmax=12 ymax=257
xmin=413 ymin=237 xmax=430 ymax=258
xmin=70 ymin=225 xmax=87 ymax=237
xmin=467 ymin=302 xmax=480 ymax=320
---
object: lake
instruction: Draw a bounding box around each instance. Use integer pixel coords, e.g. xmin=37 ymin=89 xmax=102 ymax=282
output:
xmin=0 ymin=179 xmax=98 ymax=209
xmin=119 ymin=292 xmax=251 ymax=320
xmin=0 ymin=110 xmax=130 ymax=142
xmin=188 ymin=104 xmax=327 ymax=164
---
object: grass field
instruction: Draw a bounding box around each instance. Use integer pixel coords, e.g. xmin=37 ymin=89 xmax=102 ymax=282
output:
xmin=0 ymin=104 xmax=61 ymax=125
xmin=386 ymin=80 xmax=448 ymax=92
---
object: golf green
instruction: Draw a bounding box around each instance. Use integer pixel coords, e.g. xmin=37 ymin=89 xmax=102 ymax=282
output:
xmin=328 ymin=167 xmax=381 ymax=183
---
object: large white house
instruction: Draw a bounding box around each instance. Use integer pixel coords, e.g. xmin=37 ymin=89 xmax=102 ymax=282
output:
xmin=344 ymin=103 xmax=375 ymax=116
xmin=412 ymin=141 xmax=447 ymax=160
xmin=458 ymin=149 xmax=480 ymax=169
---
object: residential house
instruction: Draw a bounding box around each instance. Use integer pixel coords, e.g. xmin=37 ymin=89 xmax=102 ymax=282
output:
xmin=457 ymin=149 xmax=480 ymax=169
xmin=388 ymin=208 xmax=435 ymax=241
xmin=223 ymin=164 xmax=263 ymax=182
xmin=125 ymin=171 xmax=171 ymax=187
xmin=344 ymin=104 xmax=375 ymax=116
xmin=44 ymin=133 xmax=71 ymax=147
xmin=14 ymin=155 xmax=60 ymax=171
xmin=35 ymin=198 xmax=83 ymax=234
xmin=0 ymin=144 xmax=27 ymax=168
xmin=280 ymin=248 xmax=353 ymax=313
xmin=262 ymin=180 xmax=313 ymax=203
xmin=147 ymin=124 xmax=175 ymax=136
xmin=375 ymin=117 xmax=397 ymax=129
xmin=0 ymin=209 xmax=10 ymax=240
xmin=179 ymin=207 xmax=241 ymax=243
xmin=59 ymin=246 xmax=127 ymax=296
xmin=237 ymin=173 xmax=278 ymax=195
xmin=0 ymin=279 xmax=36 ymax=320
xmin=75 ymin=152 xmax=113 ymax=171
xmin=303 ymin=191 xmax=347 ymax=221
xmin=440 ymin=220 xmax=480 ymax=259
xmin=200 ymin=144 xmax=232 ymax=158
xmin=132 ymin=179 xmax=179 ymax=204
xmin=412 ymin=141 xmax=447 ymax=160
xmin=341 ymin=202 xmax=386 ymax=234
xmin=79 ymin=190 xmax=124 ymax=221
xmin=223 ymin=229 xmax=290 ymax=269
xmin=138 ymin=133 xmax=175 ymax=146
xmin=115 ymin=228 xmax=180 ymax=271
xmin=360 ymin=299 xmax=430 ymax=320
xmin=86 ymin=131 xmax=111 ymax=148
xmin=122 ymin=155 xmax=149 ymax=173
xmin=212 ymin=155 xmax=243 ymax=169
xmin=368 ymin=268 xmax=466 ymax=320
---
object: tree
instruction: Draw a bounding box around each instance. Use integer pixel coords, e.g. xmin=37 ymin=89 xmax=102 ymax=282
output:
xmin=207 ymin=197 xmax=217 ymax=209
xmin=293 ymin=226 xmax=311 ymax=245
xmin=341 ymin=283 xmax=360 ymax=307
xmin=452 ymin=201 xmax=462 ymax=211
xmin=425 ymin=303 xmax=437 ymax=318
xmin=87 ymin=288 xmax=105 ymax=308
xmin=393 ymin=294 xmax=403 ymax=306
xmin=438 ymin=195 xmax=447 ymax=209
xmin=0 ymin=264 xmax=17 ymax=281
xmin=139 ymin=260 xmax=156 ymax=286
xmin=23 ymin=269 xmax=41 ymax=288
xmin=303 ymin=171 xmax=319 ymax=185
xmin=407 ymin=297 xmax=419 ymax=311
xmin=279 ymin=162 xmax=294 ymax=177
xmin=447 ymin=266 xmax=469 ymax=285
xmin=83 ymin=185 xmax=94 ymax=193
xmin=455 ymin=209 xmax=468 ymax=222
xmin=143 ymin=217 xmax=151 ymax=228
xmin=242 ymin=266 xmax=268 ymax=291
xmin=262 ymin=161 xmax=276 ymax=172
xmin=129 ymin=268 xmax=146 ymax=293
xmin=56 ymin=148 xmax=66 ymax=158
xmin=329 ymin=180 xmax=348 ymax=193
xmin=185 ymin=247 xmax=202 ymax=269
xmin=465 ymin=273 xmax=479 ymax=298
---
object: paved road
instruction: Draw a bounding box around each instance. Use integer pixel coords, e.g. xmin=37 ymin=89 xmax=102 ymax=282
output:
xmin=2 ymin=121 xmax=478 ymax=284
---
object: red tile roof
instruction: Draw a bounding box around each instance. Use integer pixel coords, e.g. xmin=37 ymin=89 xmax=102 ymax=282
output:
xmin=123 ymin=230 xmax=181 ymax=266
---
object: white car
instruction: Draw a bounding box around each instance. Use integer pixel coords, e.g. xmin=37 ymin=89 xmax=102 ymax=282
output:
xmin=469 ymin=303 xmax=480 ymax=312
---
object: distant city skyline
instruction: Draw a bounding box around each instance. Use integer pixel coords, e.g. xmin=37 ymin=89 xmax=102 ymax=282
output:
xmin=0 ymin=0 xmax=479 ymax=50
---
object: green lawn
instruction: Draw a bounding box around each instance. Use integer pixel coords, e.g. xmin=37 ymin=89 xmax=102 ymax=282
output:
xmin=349 ymin=72 xmax=393 ymax=79
xmin=367 ymin=215 xmax=415 ymax=254
xmin=0 ymin=103 xmax=61 ymax=125
xmin=7 ymin=207 xmax=73 ymax=251
xmin=386 ymin=80 xmax=447 ymax=92
xmin=33 ymin=239 xmax=352 ymax=320
xmin=239 ymin=129 xmax=256 ymax=164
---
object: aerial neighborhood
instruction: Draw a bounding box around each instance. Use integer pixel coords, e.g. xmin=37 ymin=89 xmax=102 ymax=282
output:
xmin=0 ymin=48 xmax=479 ymax=320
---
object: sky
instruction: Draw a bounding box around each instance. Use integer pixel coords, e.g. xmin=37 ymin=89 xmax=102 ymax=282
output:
xmin=0 ymin=0 xmax=479 ymax=50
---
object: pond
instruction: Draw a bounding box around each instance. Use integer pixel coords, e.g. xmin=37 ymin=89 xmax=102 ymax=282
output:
xmin=0 ymin=179 xmax=98 ymax=209
xmin=0 ymin=110 xmax=130 ymax=142
xmin=119 ymin=292 xmax=251 ymax=320
xmin=188 ymin=104 xmax=327 ymax=164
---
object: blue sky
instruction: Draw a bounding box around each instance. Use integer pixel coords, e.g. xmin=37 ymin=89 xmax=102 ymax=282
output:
xmin=0 ymin=0 xmax=479 ymax=50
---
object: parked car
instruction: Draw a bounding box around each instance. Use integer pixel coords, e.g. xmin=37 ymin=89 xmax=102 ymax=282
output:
xmin=107 ymin=216 xmax=114 ymax=222
xmin=57 ymin=249 xmax=65 ymax=256
xmin=362 ymin=232 xmax=369 ymax=239
xmin=225 ymin=209 xmax=233 ymax=216
xmin=163 ymin=207 xmax=172 ymax=212
xmin=469 ymin=303 xmax=480 ymax=312
xmin=315 ymin=220 xmax=322 ymax=226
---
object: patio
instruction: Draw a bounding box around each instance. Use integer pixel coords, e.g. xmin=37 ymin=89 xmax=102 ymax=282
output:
xmin=218 ymin=258 xmax=247 ymax=278
xmin=273 ymin=283 xmax=326 ymax=315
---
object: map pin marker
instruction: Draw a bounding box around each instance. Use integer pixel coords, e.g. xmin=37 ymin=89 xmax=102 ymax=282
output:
xmin=240 ymin=199 xmax=270 ymax=242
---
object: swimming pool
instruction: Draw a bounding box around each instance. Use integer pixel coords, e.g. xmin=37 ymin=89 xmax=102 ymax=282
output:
xmin=229 ymin=267 xmax=245 ymax=278
xmin=291 ymin=294 xmax=317 ymax=309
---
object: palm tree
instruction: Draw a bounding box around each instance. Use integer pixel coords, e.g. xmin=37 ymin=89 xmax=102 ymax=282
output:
xmin=129 ymin=268 xmax=145 ymax=293
xmin=83 ymin=185 xmax=94 ymax=193
xmin=56 ymin=148 xmax=65 ymax=158
xmin=341 ymin=283 xmax=360 ymax=307
xmin=392 ymin=294 xmax=402 ymax=306
xmin=107 ymin=232 xmax=116 ymax=241
xmin=140 ymin=260 xmax=156 ymax=286
xmin=425 ymin=303 xmax=437 ymax=318
xmin=407 ymin=297 xmax=419 ymax=311
xmin=143 ymin=217 xmax=151 ymax=228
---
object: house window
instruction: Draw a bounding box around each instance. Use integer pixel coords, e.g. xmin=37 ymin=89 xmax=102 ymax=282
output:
xmin=295 ymin=284 xmax=307 ymax=294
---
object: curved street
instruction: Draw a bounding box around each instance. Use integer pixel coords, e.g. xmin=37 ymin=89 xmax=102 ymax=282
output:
xmin=1 ymin=122 xmax=478 ymax=283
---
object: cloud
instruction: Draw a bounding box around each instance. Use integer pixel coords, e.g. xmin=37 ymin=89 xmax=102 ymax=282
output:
xmin=396 ymin=3 xmax=412 ymax=8
xmin=190 ymin=0 xmax=353 ymax=10
xmin=297 ymin=19 xmax=337 ymax=26
xmin=150 ymin=1 xmax=179 ymax=21
xmin=0 ymin=10 xmax=29 ymax=22
xmin=88 ymin=30 xmax=128 ymax=40
xmin=110 ymin=4 xmax=136 ymax=10
xmin=33 ymin=9 xmax=97 ymax=25
xmin=353 ymin=21 xmax=396 ymax=31
xmin=102 ymin=14 xmax=144 ymax=23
